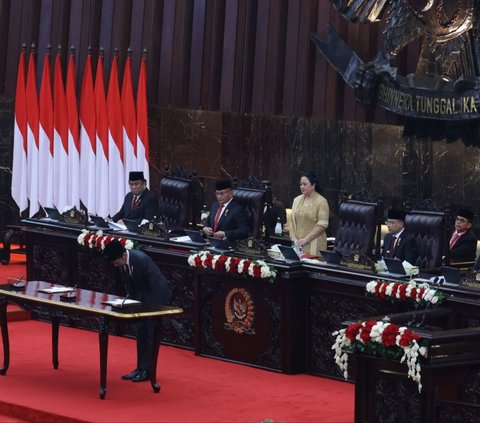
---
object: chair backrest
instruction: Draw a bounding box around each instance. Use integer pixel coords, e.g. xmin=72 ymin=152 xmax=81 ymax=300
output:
xmin=157 ymin=168 xmax=197 ymax=229
xmin=232 ymin=177 xmax=271 ymax=239
xmin=334 ymin=200 xmax=379 ymax=256
xmin=405 ymin=210 xmax=446 ymax=270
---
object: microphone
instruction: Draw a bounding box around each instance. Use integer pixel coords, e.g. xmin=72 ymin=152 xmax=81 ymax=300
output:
xmin=69 ymin=283 xmax=78 ymax=297
xmin=11 ymin=275 xmax=25 ymax=291
xmin=121 ymin=293 xmax=130 ymax=308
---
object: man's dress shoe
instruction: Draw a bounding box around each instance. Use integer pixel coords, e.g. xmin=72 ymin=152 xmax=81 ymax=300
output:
xmin=121 ymin=369 xmax=139 ymax=380
xmin=132 ymin=369 xmax=150 ymax=382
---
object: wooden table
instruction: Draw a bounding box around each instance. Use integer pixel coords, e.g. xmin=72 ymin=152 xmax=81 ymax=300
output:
xmin=0 ymin=281 xmax=183 ymax=399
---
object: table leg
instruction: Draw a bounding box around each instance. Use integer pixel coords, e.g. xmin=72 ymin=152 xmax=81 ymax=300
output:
xmin=150 ymin=319 xmax=161 ymax=393
xmin=99 ymin=318 xmax=109 ymax=399
xmin=52 ymin=319 xmax=59 ymax=369
xmin=0 ymin=297 xmax=9 ymax=374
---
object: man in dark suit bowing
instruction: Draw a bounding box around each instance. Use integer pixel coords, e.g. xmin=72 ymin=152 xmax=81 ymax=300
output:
xmin=449 ymin=208 xmax=477 ymax=263
xmin=104 ymin=240 xmax=171 ymax=382
xmin=112 ymin=171 xmax=158 ymax=225
xmin=382 ymin=209 xmax=418 ymax=265
xmin=202 ymin=179 xmax=249 ymax=241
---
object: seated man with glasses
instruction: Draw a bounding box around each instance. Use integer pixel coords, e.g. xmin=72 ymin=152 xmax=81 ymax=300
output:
xmin=202 ymin=179 xmax=249 ymax=241
xmin=450 ymin=209 xmax=477 ymax=263
xmin=112 ymin=171 xmax=159 ymax=225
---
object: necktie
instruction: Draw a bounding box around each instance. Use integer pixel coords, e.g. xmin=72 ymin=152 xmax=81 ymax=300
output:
xmin=450 ymin=232 xmax=460 ymax=249
xmin=122 ymin=264 xmax=131 ymax=278
xmin=389 ymin=235 xmax=397 ymax=257
xmin=213 ymin=204 xmax=224 ymax=232
xmin=131 ymin=195 xmax=138 ymax=209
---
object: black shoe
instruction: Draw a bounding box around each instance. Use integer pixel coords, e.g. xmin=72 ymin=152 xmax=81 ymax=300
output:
xmin=132 ymin=369 xmax=150 ymax=382
xmin=121 ymin=369 xmax=140 ymax=380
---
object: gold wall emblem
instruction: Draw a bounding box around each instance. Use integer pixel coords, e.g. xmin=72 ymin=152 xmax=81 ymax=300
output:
xmin=224 ymin=288 xmax=256 ymax=335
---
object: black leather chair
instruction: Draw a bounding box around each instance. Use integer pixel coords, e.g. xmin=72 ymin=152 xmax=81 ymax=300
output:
xmin=405 ymin=210 xmax=446 ymax=270
xmin=157 ymin=168 xmax=198 ymax=229
xmin=233 ymin=178 xmax=271 ymax=239
xmin=334 ymin=200 xmax=381 ymax=257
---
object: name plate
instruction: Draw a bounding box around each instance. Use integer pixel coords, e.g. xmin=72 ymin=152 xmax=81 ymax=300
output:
xmin=60 ymin=207 xmax=87 ymax=225
xmin=340 ymin=253 xmax=376 ymax=272
xmin=235 ymin=238 xmax=268 ymax=258
xmin=138 ymin=221 xmax=168 ymax=239
xmin=460 ymin=272 xmax=480 ymax=290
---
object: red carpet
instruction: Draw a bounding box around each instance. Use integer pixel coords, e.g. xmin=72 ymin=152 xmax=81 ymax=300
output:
xmin=0 ymin=251 xmax=354 ymax=422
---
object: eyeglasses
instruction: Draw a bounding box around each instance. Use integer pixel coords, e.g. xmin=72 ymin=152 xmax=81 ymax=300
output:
xmin=215 ymin=190 xmax=232 ymax=196
xmin=455 ymin=217 xmax=468 ymax=223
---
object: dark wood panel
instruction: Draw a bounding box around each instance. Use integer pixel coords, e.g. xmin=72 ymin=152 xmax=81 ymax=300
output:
xmin=188 ymin=0 xmax=207 ymax=108
xmin=0 ymin=0 xmax=10 ymax=94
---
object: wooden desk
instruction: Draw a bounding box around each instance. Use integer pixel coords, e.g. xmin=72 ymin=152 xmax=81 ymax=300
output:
xmin=0 ymin=281 xmax=183 ymax=399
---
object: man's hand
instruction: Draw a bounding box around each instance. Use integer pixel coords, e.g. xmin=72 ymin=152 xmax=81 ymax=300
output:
xmin=203 ymin=227 xmax=213 ymax=237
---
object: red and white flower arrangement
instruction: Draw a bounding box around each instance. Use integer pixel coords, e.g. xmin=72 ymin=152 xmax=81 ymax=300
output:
xmin=366 ymin=279 xmax=445 ymax=306
xmin=332 ymin=319 xmax=427 ymax=392
xmin=77 ymin=229 xmax=134 ymax=251
xmin=187 ymin=250 xmax=277 ymax=281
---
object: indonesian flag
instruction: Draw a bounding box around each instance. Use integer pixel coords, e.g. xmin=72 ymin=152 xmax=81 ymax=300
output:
xmin=107 ymin=55 xmax=125 ymax=216
xmin=26 ymin=51 xmax=40 ymax=217
xmin=66 ymin=52 xmax=80 ymax=208
xmin=11 ymin=50 xmax=28 ymax=213
xmin=53 ymin=52 xmax=69 ymax=212
xmin=94 ymin=55 xmax=109 ymax=217
xmin=121 ymin=54 xmax=136 ymax=193
xmin=79 ymin=54 xmax=96 ymax=214
xmin=38 ymin=52 xmax=54 ymax=208
xmin=136 ymin=55 xmax=150 ymax=185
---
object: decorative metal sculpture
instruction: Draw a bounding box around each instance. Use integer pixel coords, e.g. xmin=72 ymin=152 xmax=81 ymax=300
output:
xmin=312 ymin=0 xmax=480 ymax=121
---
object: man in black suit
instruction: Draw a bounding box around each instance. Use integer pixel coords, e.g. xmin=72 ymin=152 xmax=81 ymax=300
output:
xmin=112 ymin=171 xmax=158 ymax=225
xmin=202 ymin=179 xmax=249 ymax=241
xmin=382 ymin=209 xmax=418 ymax=265
xmin=450 ymin=208 xmax=477 ymax=263
xmin=104 ymin=240 xmax=171 ymax=382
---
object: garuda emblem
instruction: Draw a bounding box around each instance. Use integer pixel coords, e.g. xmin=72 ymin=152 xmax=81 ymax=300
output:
xmin=311 ymin=0 xmax=480 ymax=121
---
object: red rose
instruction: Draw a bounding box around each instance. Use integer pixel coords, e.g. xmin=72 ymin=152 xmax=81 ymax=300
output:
xmin=253 ymin=265 xmax=262 ymax=278
xmin=381 ymin=323 xmax=399 ymax=347
xmin=194 ymin=256 xmax=203 ymax=268
xmin=375 ymin=282 xmax=382 ymax=296
xmin=345 ymin=322 xmax=363 ymax=341
xmin=214 ymin=255 xmax=228 ymax=272
xmin=391 ymin=283 xmax=400 ymax=298
xmin=228 ymin=257 xmax=240 ymax=273
xmin=398 ymin=329 xmax=421 ymax=347
xmin=242 ymin=260 xmax=252 ymax=274
xmin=398 ymin=284 xmax=408 ymax=300
xmin=359 ymin=321 xmax=376 ymax=343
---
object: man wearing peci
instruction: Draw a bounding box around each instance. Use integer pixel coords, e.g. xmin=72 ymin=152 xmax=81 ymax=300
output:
xmin=104 ymin=239 xmax=171 ymax=382
xmin=449 ymin=209 xmax=477 ymax=263
xmin=113 ymin=171 xmax=158 ymax=225
xmin=202 ymin=179 xmax=249 ymax=241
xmin=382 ymin=209 xmax=418 ymax=265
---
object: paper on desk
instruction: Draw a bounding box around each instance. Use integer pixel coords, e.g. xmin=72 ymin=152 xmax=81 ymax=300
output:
xmin=38 ymin=287 xmax=75 ymax=294
xmin=170 ymin=235 xmax=191 ymax=243
xmin=108 ymin=221 xmax=127 ymax=231
xmin=102 ymin=298 xmax=141 ymax=306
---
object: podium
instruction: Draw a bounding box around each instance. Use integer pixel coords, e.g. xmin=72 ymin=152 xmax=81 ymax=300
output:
xmin=353 ymin=308 xmax=480 ymax=423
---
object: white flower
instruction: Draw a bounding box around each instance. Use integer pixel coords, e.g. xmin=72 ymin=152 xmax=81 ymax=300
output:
xmin=366 ymin=281 xmax=377 ymax=293
xmin=124 ymin=239 xmax=134 ymax=250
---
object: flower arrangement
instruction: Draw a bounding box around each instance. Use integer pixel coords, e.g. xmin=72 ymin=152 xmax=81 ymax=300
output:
xmin=366 ymin=279 xmax=446 ymax=306
xmin=77 ymin=229 xmax=135 ymax=251
xmin=187 ymin=250 xmax=277 ymax=281
xmin=332 ymin=319 xmax=427 ymax=392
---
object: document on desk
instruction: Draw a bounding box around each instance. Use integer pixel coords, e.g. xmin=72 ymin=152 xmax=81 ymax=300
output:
xmin=102 ymin=298 xmax=141 ymax=306
xmin=38 ymin=287 xmax=75 ymax=294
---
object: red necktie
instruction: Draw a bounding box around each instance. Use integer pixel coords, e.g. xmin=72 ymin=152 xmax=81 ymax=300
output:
xmin=213 ymin=204 xmax=224 ymax=232
xmin=389 ymin=235 xmax=397 ymax=257
xmin=131 ymin=195 xmax=138 ymax=210
xmin=450 ymin=232 xmax=460 ymax=249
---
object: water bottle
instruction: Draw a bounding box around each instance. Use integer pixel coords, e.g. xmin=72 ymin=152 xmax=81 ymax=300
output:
xmin=200 ymin=205 xmax=209 ymax=225
xmin=274 ymin=217 xmax=282 ymax=236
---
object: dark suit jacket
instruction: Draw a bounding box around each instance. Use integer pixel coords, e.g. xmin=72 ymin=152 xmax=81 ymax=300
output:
xmin=383 ymin=229 xmax=419 ymax=265
xmin=207 ymin=199 xmax=249 ymax=241
xmin=450 ymin=229 xmax=477 ymax=262
xmin=112 ymin=188 xmax=158 ymax=225
xmin=122 ymin=249 xmax=171 ymax=306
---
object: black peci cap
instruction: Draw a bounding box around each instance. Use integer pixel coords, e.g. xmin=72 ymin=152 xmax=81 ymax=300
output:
xmin=103 ymin=239 xmax=126 ymax=262
xmin=129 ymin=171 xmax=145 ymax=182
xmin=215 ymin=179 xmax=232 ymax=191
xmin=458 ymin=208 xmax=474 ymax=222
xmin=387 ymin=209 xmax=406 ymax=221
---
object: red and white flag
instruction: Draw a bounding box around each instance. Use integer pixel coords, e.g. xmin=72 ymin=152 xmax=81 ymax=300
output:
xmin=136 ymin=55 xmax=150 ymax=185
xmin=53 ymin=51 xmax=69 ymax=212
xmin=26 ymin=51 xmax=40 ymax=217
xmin=38 ymin=52 xmax=54 ymax=208
xmin=79 ymin=53 xmax=96 ymax=214
xmin=11 ymin=50 xmax=28 ymax=213
xmin=121 ymin=54 xmax=136 ymax=192
xmin=94 ymin=55 xmax=109 ymax=217
xmin=66 ymin=51 xmax=80 ymax=208
xmin=107 ymin=55 xmax=125 ymax=216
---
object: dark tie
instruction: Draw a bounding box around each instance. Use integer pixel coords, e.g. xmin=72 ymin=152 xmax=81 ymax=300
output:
xmin=122 ymin=264 xmax=131 ymax=278
xmin=389 ymin=235 xmax=397 ymax=257
xmin=213 ymin=204 xmax=224 ymax=232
